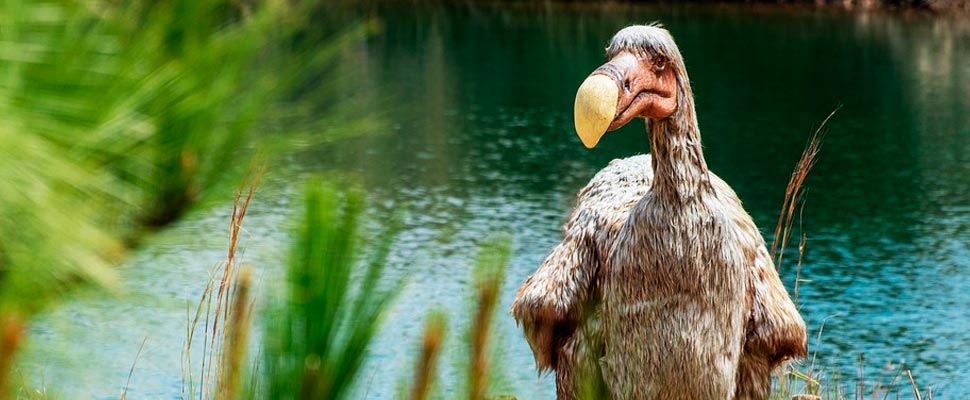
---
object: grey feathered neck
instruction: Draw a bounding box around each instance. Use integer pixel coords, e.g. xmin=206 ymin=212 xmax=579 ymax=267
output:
xmin=607 ymin=24 xmax=711 ymax=202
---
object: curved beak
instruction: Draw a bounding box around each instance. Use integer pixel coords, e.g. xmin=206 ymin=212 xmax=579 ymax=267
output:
xmin=573 ymin=51 xmax=675 ymax=149
xmin=574 ymin=52 xmax=641 ymax=149
xmin=574 ymin=74 xmax=618 ymax=149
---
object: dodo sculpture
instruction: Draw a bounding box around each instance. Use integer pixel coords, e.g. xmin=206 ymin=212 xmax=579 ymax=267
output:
xmin=511 ymin=24 xmax=807 ymax=399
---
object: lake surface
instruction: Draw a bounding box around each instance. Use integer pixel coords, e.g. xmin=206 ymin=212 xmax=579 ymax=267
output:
xmin=22 ymin=3 xmax=970 ymax=398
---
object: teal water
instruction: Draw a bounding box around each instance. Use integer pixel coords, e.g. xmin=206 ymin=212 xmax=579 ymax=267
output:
xmin=23 ymin=3 xmax=970 ymax=398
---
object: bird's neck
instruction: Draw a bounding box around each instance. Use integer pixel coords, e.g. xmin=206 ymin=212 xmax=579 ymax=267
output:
xmin=647 ymin=107 xmax=711 ymax=203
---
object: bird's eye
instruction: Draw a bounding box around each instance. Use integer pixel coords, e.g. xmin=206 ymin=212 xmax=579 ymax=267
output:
xmin=654 ymin=55 xmax=667 ymax=71
xmin=624 ymin=80 xmax=631 ymax=92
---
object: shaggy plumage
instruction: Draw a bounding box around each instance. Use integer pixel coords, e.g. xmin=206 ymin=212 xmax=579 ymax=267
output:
xmin=512 ymin=155 xmax=653 ymax=398
xmin=511 ymin=25 xmax=806 ymax=400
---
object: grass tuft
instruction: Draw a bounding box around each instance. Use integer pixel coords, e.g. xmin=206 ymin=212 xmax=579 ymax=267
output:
xmin=259 ymin=180 xmax=400 ymax=400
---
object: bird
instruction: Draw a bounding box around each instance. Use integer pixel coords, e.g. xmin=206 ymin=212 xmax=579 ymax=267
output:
xmin=511 ymin=24 xmax=806 ymax=400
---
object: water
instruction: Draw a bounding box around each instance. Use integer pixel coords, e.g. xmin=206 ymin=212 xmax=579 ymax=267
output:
xmin=22 ymin=3 xmax=970 ymax=398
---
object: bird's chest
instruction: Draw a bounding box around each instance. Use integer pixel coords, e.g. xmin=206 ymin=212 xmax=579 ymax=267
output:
xmin=605 ymin=199 xmax=747 ymax=303
xmin=599 ymin=196 xmax=751 ymax=399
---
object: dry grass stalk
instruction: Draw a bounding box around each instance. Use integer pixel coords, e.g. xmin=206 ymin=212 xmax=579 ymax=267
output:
xmin=219 ymin=267 xmax=254 ymax=400
xmin=770 ymin=110 xmax=834 ymax=399
xmin=766 ymin=109 xmax=937 ymax=400
xmin=409 ymin=313 xmax=446 ymax=400
xmin=182 ymin=161 xmax=264 ymax=400
xmin=183 ymin=270 xmax=214 ymax=398
xmin=878 ymin=369 xmax=904 ymax=400
xmin=794 ymin=230 xmax=807 ymax=305
xmin=470 ymin=283 xmax=497 ymax=400
xmin=207 ymin=163 xmax=264 ymax=386
xmin=470 ymin=268 xmax=501 ymax=400
xmin=799 ymin=316 xmax=830 ymax=396
xmin=907 ymin=371 xmax=922 ymax=400
xmin=209 ymin=163 xmax=263 ymax=397
xmin=770 ymin=107 xmax=840 ymax=272
xmin=0 ymin=314 xmax=24 ymax=399
xmin=120 ymin=336 xmax=149 ymax=400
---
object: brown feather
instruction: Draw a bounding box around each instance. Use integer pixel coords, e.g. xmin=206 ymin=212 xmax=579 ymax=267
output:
xmin=511 ymin=155 xmax=652 ymax=397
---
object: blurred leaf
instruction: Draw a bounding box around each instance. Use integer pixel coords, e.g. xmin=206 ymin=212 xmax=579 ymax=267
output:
xmin=261 ymin=179 xmax=400 ymax=400
xmin=0 ymin=0 xmax=380 ymax=312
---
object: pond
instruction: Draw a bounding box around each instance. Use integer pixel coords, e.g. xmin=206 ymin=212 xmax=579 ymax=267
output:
xmin=22 ymin=3 xmax=970 ymax=398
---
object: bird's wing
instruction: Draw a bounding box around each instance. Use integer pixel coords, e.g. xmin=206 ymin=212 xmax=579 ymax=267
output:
xmin=716 ymin=177 xmax=808 ymax=398
xmin=511 ymin=155 xmax=652 ymax=372
xmin=510 ymin=206 xmax=599 ymax=372
xmin=745 ymin=244 xmax=808 ymax=363
xmin=735 ymin=241 xmax=808 ymax=399
xmin=714 ymin=176 xmax=808 ymax=364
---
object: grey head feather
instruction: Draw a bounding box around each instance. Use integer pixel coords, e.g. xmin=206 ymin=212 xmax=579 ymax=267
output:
xmin=605 ymin=24 xmax=682 ymax=65
xmin=604 ymin=24 xmax=698 ymax=151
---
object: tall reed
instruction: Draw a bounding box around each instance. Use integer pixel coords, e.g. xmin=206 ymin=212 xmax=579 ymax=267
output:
xmin=768 ymin=110 xmax=933 ymax=399
xmin=182 ymin=165 xmax=262 ymax=400
xmin=0 ymin=314 xmax=24 ymax=399
xmin=469 ymin=240 xmax=511 ymax=400
xmin=408 ymin=312 xmax=446 ymax=400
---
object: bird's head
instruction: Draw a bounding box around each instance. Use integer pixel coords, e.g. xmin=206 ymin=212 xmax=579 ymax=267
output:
xmin=574 ymin=24 xmax=691 ymax=148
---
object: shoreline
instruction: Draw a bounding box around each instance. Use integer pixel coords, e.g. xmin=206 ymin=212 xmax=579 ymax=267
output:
xmin=473 ymin=0 xmax=970 ymax=15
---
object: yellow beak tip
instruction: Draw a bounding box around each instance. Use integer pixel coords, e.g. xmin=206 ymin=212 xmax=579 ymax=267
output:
xmin=574 ymin=75 xmax=618 ymax=149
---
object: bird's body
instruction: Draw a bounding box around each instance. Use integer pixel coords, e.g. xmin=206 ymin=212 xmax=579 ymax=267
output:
xmin=513 ymin=154 xmax=804 ymax=399
xmin=512 ymin=155 xmax=653 ymax=398
xmin=512 ymin=25 xmax=806 ymax=400
xmin=602 ymin=154 xmax=779 ymax=399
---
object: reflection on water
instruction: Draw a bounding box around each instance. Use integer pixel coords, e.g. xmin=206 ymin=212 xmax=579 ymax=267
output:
xmin=23 ymin=3 xmax=970 ymax=398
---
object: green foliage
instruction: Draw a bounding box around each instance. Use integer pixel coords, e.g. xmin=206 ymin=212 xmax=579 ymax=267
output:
xmin=0 ymin=0 xmax=378 ymax=313
xmin=0 ymin=0 xmax=142 ymax=313
xmin=175 ymin=179 xmax=518 ymax=400
xmin=0 ymin=1 xmax=382 ymax=396
xmin=259 ymin=180 xmax=400 ymax=400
